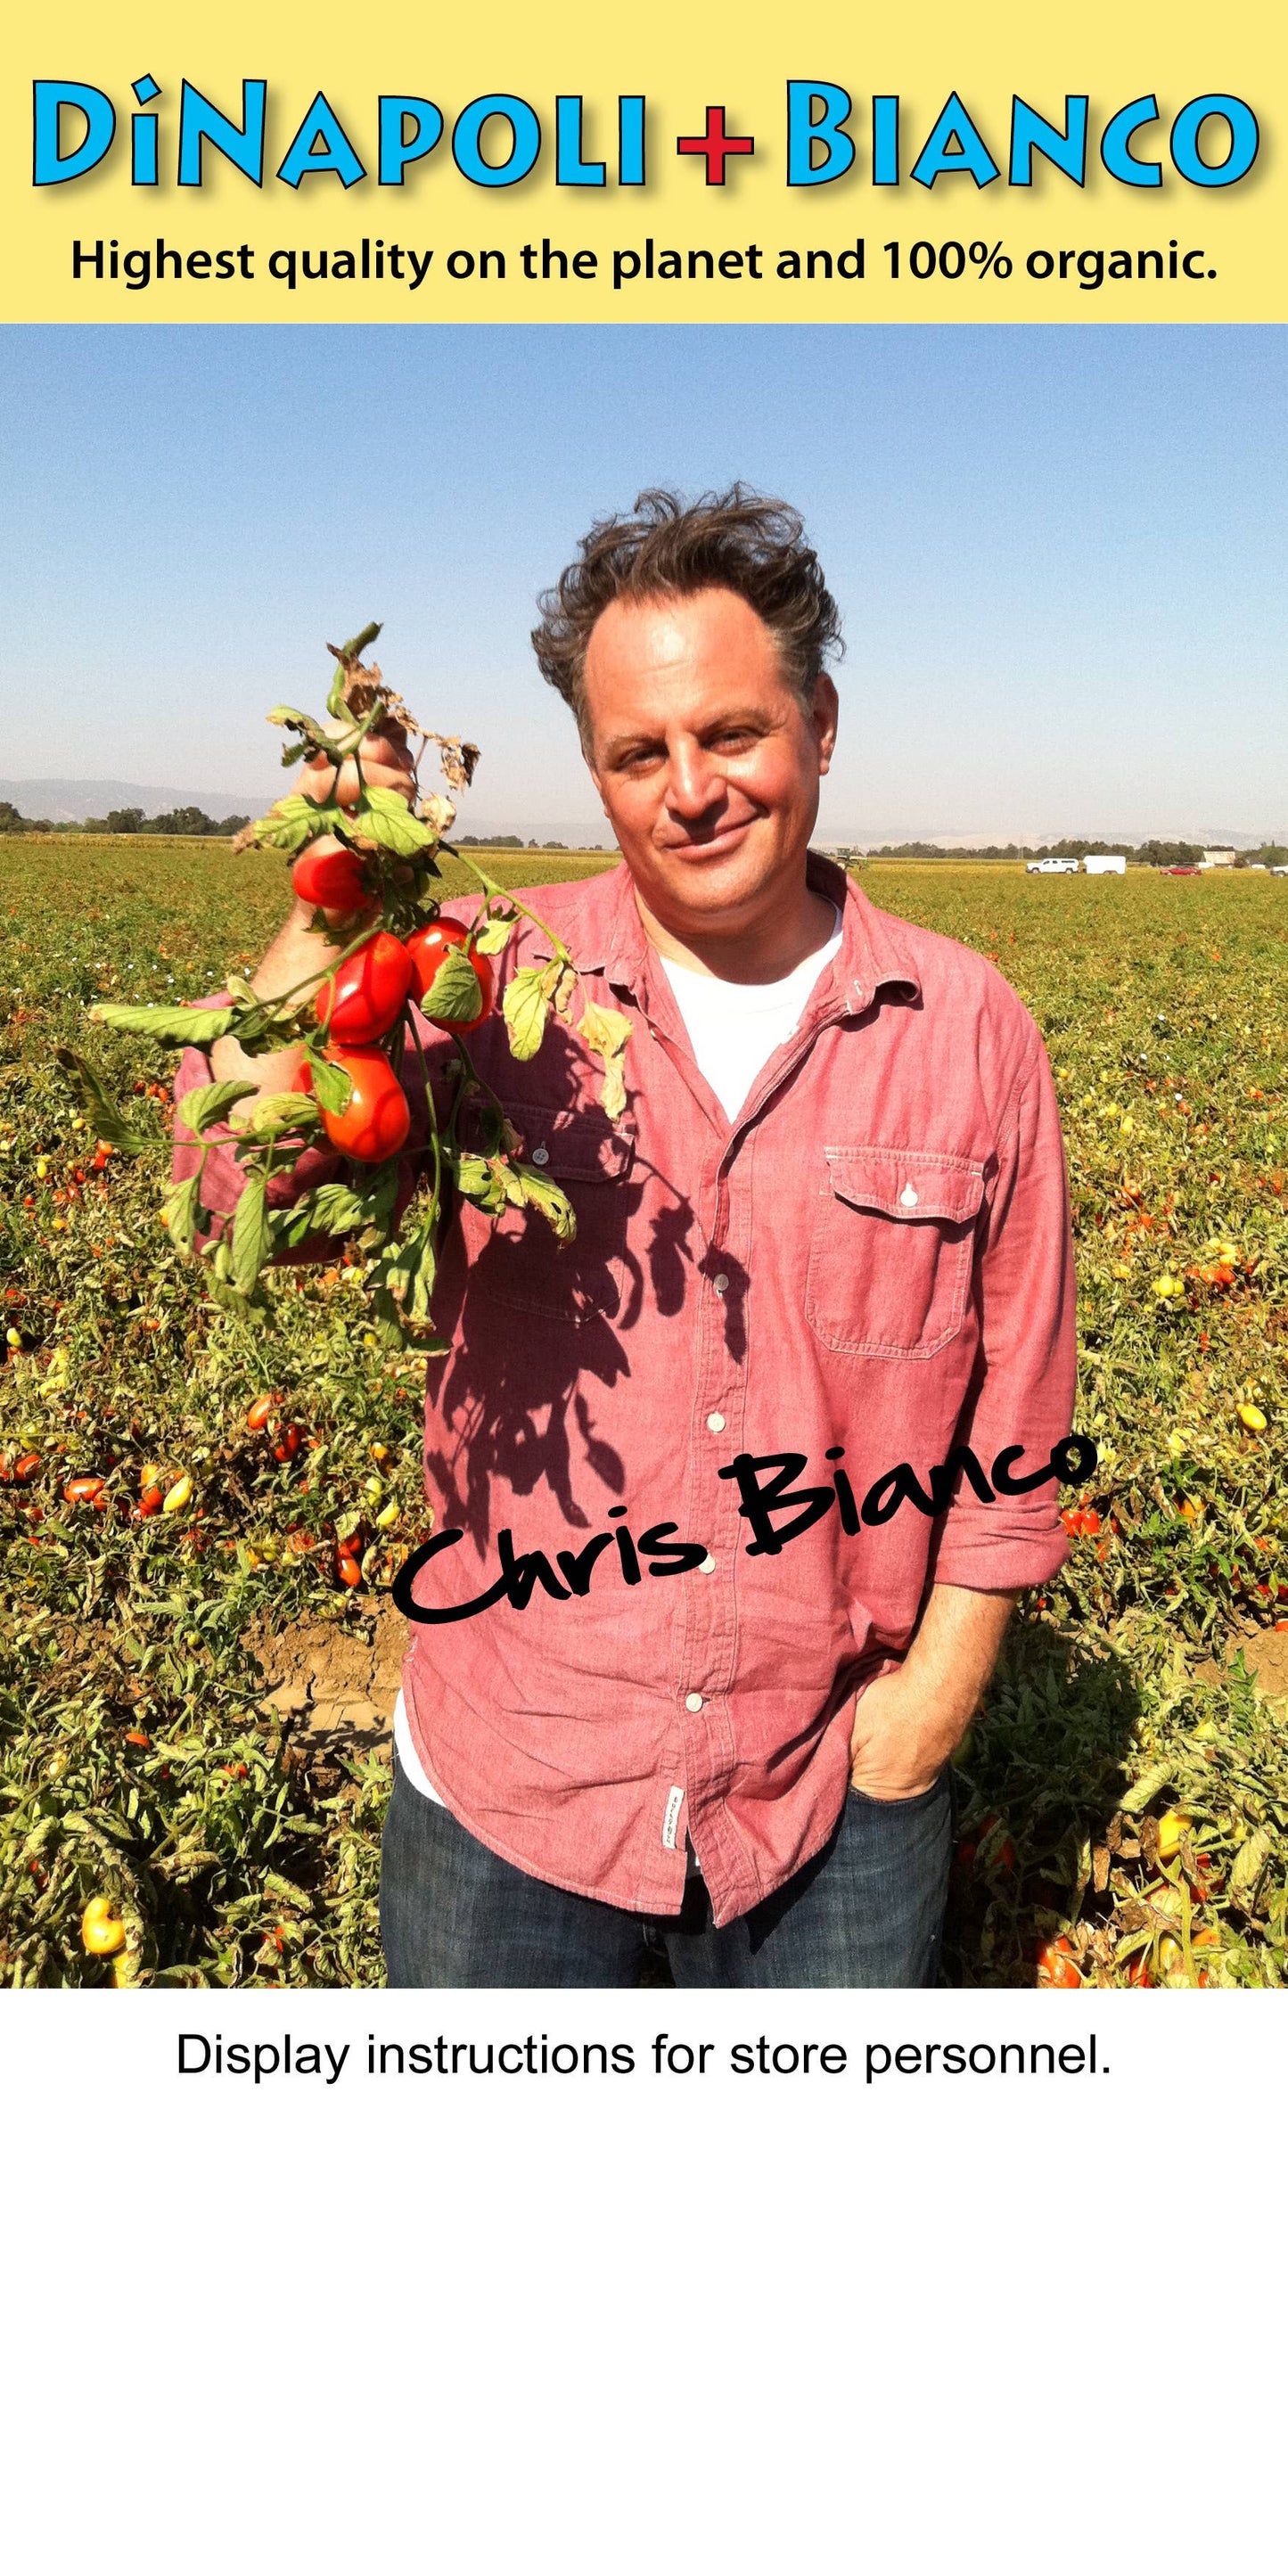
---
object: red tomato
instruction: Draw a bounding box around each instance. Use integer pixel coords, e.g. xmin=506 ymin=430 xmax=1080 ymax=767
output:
xmin=337 ymin=1552 xmax=363 ymax=1588
xmin=292 ymin=835 xmax=368 ymax=915
xmin=63 ymin=1475 xmax=105 ymax=1505
xmin=13 ymin=1452 xmax=41 ymax=1483
xmin=406 ymin=922 xmax=495 ymax=1031
xmin=1125 ymin=1952 xmax=1155 ymax=1988
xmin=313 ymin=932 xmax=412 ymax=1044
xmin=1037 ymin=1936 xmax=1081 ymax=1989
xmin=313 ymin=1046 xmax=411 ymax=1163
xmin=135 ymin=1486 xmax=163 ymax=1519
xmin=246 ymin=1394 xmax=277 ymax=1432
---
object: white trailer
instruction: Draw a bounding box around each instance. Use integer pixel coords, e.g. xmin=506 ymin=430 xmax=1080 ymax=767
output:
xmin=1084 ymin=855 xmax=1127 ymax=876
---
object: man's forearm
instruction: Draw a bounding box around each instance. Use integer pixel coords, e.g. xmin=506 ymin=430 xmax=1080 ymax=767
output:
xmin=849 ymin=1579 xmax=1019 ymax=1798
xmin=896 ymin=1581 xmax=1019 ymax=1736
xmin=208 ymin=898 xmax=346 ymax=1117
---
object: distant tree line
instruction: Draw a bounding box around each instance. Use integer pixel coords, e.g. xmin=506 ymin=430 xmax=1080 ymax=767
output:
xmin=0 ymin=800 xmax=249 ymax=836
xmin=2 ymin=803 xmax=613 ymax=849
xmin=82 ymin=806 xmax=251 ymax=836
xmin=456 ymin=834 xmax=611 ymax=851
xmin=858 ymin=838 xmax=1288 ymax=868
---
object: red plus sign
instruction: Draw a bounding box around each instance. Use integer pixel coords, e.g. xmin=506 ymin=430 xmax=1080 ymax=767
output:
xmin=677 ymin=105 xmax=755 ymax=185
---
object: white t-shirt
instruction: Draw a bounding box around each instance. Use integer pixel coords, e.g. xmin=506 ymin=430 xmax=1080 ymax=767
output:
xmin=393 ymin=908 xmax=846 ymax=1842
xmin=656 ymin=905 xmax=843 ymax=1123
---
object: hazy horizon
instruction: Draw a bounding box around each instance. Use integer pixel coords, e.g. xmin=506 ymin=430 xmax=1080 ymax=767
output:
xmin=2 ymin=324 xmax=1284 ymax=844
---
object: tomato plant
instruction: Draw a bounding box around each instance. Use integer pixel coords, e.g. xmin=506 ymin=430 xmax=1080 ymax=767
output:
xmin=68 ymin=622 xmax=632 ymax=1354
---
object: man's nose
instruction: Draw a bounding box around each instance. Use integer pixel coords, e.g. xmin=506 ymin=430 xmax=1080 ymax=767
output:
xmin=665 ymin=737 xmax=722 ymax=817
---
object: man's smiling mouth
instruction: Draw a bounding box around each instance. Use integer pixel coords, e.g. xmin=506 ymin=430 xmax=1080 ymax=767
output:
xmin=660 ymin=817 xmax=756 ymax=860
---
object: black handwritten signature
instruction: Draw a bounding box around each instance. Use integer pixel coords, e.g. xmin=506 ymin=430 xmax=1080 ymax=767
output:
xmin=391 ymin=1434 xmax=1098 ymax=1624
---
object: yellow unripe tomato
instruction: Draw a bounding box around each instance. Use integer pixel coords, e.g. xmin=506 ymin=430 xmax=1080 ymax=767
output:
xmin=162 ymin=1473 xmax=193 ymax=1514
xmin=375 ymin=1500 xmax=399 ymax=1530
xmin=1156 ymin=1810 xmax=1192 ymax=1861
xmin=1237 ymin=1403 xmax=1267 ymax=1432
xmin=81 ymin=1894 xmax=126 ymax=1957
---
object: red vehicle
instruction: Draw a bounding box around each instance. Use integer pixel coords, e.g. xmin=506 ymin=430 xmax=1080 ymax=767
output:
xmin=1168 ymin=866 xmax=1199 ymax=876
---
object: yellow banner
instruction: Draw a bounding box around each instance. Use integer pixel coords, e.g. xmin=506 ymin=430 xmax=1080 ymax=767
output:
xmin=2 ymin=0 xmax=1283 ymax=321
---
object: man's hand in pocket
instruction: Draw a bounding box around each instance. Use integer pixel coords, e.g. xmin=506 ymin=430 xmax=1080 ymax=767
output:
xmin=849 ymin=1583 xmax=1021 ymax=1801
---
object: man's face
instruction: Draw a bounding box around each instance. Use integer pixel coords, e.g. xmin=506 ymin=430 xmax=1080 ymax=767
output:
xmin=581 ymin=587 xmax=838 ymax=939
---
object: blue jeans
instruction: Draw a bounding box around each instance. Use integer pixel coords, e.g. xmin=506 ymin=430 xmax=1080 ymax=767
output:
xmin=379 ymin=1760 xmax=954 ymax=1989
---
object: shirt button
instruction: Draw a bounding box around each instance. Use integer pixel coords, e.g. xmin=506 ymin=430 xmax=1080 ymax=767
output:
xmin=699 ymin=1555 xmax=717 ymax=1575
xmin=685 ymin=1691 xmax=705 ymax=1712
xmin=531 ymin=1145 xmax=550 ymax=1167
xmin=712 ymin=1274 xmax=729 ymax=1295
xmin=706 ymin=1411 xmax=726 ymax=1434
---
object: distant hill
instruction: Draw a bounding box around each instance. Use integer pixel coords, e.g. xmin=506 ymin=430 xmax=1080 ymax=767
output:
xmin=0 ymin=780 xmax=273 ymax=825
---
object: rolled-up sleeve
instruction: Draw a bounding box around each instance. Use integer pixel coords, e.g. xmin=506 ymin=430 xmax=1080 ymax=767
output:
xmin=928 ymin=1031 xmax=1077 ymax=1592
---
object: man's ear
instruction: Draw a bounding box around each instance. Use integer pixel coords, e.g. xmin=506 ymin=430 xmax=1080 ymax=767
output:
xmin=812 ymin=674 xmax=840 ymax=777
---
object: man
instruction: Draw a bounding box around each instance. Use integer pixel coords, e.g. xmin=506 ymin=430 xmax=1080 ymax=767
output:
xmin=179 ymin=486 xmax=1076 ymax=1988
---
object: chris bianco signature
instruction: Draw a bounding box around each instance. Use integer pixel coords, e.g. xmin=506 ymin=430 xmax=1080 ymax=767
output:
xmin=390 ymin=1434 xmax=1099 ymax=1624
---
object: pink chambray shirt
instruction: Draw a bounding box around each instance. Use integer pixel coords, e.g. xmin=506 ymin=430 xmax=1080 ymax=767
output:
xmin=174 ymin=857 xmax=1075 ymax=1928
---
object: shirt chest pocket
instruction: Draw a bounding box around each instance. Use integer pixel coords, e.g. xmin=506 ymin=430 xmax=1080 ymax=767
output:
xmin=805 ymin=1144 xmax=986 ymax=1361
xmin=457 ymin=1100 xmax=637 ymax=1324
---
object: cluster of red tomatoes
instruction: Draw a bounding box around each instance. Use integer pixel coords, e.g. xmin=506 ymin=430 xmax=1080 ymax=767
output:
xmin=282 ymin=721 xmax=496 ymax=1164
xmin=289 ymin=881 xmax=494 ymax=1166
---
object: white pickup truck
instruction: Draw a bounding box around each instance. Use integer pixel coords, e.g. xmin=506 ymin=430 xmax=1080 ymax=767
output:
xmin=1025 ymin=856 xmax=1079 ymax=874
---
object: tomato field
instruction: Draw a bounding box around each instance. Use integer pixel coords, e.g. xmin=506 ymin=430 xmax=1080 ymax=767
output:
xmin=2 ymin=840 xmax=1285 ymax=1988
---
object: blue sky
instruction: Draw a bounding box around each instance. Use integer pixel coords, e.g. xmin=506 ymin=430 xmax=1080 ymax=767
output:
xmin=2 ymin=323 xmax=1284 ymax=841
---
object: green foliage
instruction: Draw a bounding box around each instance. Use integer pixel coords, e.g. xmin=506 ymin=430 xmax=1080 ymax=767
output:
xmin=4 ymin=841 xmax=1284 ymax=1988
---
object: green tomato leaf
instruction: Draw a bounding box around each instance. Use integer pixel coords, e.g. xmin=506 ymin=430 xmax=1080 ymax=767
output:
xmin=305 ymin=1180 xmax=373 ymax=1235
xmin=578 ymin=998 xmax=633 ymax=1120
xmin=178 ymin=1079 xmax=259 ymax=1137
xmin=250 ymin=795 xmax=323 ymax=854
xmin=353 ymin=787 xmax=434 ymax=857
xmin=421 ymin=948 xmax=483 ymax=1023
xmin=369 ymin=1218 xmax=439 ymax=1328
xmin=90 ymin=1005 xmax=235 ymax=1046
xmin=503 ymin=966 xmax=552 ymax=1062
xmin=162 ymin=1174 xmax=203 ymax=1256
xmin=243 ymin=1089 xmax=324 ymax=1137
xmin=231 ymin=1169 xmax=270 ymax=1293
xmin=452 ymin=1152 xmax=507 ymax=1214
xmin=472 ymin=913 xmax=517 ymax=956
xmin=309 ymin=1055 xmax=354 ymax=1117
xmin=53 ymin=1046 xmax=150 ymax=1153
xmin=357 ymin=1160 xmax=402 ymax=1244
xmin=515 ymin=1165 xmax=577 ymax=1242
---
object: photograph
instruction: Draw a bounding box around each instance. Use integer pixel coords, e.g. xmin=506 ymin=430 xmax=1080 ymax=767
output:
xmin=1 ymin=318 xmax=1285 ymax=1991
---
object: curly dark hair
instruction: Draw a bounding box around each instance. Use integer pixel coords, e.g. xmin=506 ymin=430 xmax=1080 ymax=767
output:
xmin=531 ymin=484 xmax=844 ymax=740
